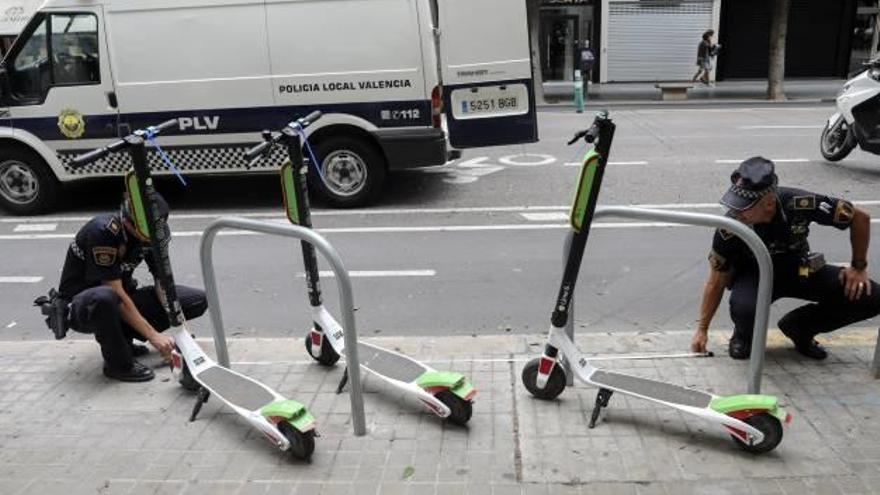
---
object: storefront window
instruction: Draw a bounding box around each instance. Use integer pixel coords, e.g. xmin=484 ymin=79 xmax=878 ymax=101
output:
xmin=539 ymin=0 xmax=595 ymax=82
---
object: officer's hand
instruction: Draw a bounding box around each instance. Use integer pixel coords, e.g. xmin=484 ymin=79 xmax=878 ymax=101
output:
xmin=690 ymin=330 xmax=708 ymax=354
xmin=149 ymin=333 xmax=175 ymax=359
xmin=840 ymin=267 xmax=871 ymax=301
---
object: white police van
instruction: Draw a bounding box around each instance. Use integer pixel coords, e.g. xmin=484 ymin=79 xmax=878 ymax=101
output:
xmin=0 ymin=0 xmax=538 ymax=214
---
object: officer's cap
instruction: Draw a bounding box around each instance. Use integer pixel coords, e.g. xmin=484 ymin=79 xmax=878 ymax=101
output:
xmin=720 ymin=156 xmax=778 ymax=211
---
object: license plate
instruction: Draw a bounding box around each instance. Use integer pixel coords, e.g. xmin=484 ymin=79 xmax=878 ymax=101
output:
xmin=450 ymin=83 xmax=529 ymax=120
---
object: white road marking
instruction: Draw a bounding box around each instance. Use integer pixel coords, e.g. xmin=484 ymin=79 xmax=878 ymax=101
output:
xmin=738 ymin=125 xmax=824 ymax=129
xmin=520 ymin=212 xmax=569 ymax=221
xmin=314 ymin=270 xmax=436 ymax=278
xmin=715 ymin=158 xmax=810 ymax=164
xmin=0 ymin=276 xmax=43 ymax=283
xmin=13 ymin=223 xmax=57 ymax=232
xmin=498 ymin=153 xmax=556 ymax=167
xmin=565 ymin=160 xmax=649 ymax=166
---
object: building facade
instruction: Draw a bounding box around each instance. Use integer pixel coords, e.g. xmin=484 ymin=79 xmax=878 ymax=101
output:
xmin=531 ymin=0 xmax=874 ymax=95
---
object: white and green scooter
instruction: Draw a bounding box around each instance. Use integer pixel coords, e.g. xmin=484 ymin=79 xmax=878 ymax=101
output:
xmin=72 ymin=121 xmax=317 ymax=460
xmin=246 ymin=111 xmax=475 ymax=425
xmin=522 ymin=111 xmax=791 ymax=454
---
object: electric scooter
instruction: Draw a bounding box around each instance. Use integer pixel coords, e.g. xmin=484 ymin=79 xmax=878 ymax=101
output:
xmin=245 ymin=111 xmax=476 ymax=425
xmin=522 ymin=111 xmax=791 ymax=454
xmin=71 ymin=121 xmax=317 ymax=460
xmin=821 ymin=56 xmax=880 ymax=161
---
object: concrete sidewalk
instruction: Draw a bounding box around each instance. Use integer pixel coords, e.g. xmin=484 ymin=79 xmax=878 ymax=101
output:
xmin=540 ymin=79 xmax=844 ymax=107
xmin=1 ymin=327 xmax=879 ymax=495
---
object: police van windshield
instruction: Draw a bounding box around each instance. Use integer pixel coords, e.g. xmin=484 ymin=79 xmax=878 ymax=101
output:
xmin=6 ymin=13 xmax=99 ymax=102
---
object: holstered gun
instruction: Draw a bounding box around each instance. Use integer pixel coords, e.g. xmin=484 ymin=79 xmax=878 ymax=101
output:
xmin=33 ymin=288 xmax=70 ymax=340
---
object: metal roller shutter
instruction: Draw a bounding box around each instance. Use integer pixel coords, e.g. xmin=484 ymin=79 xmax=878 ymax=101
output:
xmin=607 ymin=0 xmax=713 ymax=82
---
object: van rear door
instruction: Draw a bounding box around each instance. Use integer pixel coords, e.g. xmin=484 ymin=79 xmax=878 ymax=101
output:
xmin=436 ymin=0 xmax=538 ymax=149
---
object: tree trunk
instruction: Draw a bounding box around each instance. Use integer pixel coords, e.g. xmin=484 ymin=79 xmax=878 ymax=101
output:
xmin=767 ymin=0 xmax=791 ymax=100
xmin=527 ymin=0 xmax=545 ymax=104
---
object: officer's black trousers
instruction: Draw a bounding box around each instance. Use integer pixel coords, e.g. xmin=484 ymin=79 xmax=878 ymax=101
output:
xmin=69 ymin=285 xmax=207 ymax=370
xmin=729 ymin=263 xmax=880 ymax=345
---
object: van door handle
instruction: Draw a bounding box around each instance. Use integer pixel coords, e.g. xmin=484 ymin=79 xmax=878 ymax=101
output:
xmin=106 ymin=91 xmax=118 ymax=109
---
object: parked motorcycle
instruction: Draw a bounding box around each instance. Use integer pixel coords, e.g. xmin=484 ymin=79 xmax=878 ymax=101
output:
xmin=821 ymin=58 xmax=880 ymax=161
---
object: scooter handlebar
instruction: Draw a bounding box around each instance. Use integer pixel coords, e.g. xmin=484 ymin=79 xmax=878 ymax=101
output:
xmin=150 ymin=118 xmax=179 ymax=134
xmin=244 ymin=140 xmax=273 ymax=161
xmin=297 ymin=110 xmax=323 ymax=128
xmin=70 ymin=147 xmax=110 ymax=168
xmin=567 ymin=111 xmax=607 ymax=146
xmin=72 ymin=119 xmax=179 ymax=168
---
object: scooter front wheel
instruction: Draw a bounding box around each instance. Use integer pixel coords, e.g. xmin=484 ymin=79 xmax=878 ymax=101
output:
xmin=304 ymin=333 xmax=341 ymax=366
xmin=435 ymin=389 xmax=472 ymax=426
xmin=522 ymin=358 xmax=567 ymax=400
xmin=732 ymin=412 xmax=783 ymax=454
xmin=820 ymin=120 xmax=855 ymax=161
xmin=278 ymin=420 xmax=315 ymax=461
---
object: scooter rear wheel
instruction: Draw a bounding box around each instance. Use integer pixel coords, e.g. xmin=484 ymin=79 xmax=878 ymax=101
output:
xmin=278 ymin=420 xmax=315 ymax=461
xmin=304 ymin=333 xmax=341 ymax=366
xmin=522 ymin=358 xmax=567 ymax=400
xmin=732 ymin=412 xmax=783 ymax=454
xmin=435 ymin=389 xmax=472 ymax=426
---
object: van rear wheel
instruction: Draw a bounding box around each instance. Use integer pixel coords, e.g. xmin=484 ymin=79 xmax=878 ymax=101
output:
xmin=309 ymin=136 xmax=386 ymax=207
xmin=0 ymin=149 xmax=58 ymax=215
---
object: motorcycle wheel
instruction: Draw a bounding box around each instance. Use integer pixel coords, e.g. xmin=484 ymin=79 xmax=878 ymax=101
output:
xmin=820 ymin=119 xmax=856 ymax=162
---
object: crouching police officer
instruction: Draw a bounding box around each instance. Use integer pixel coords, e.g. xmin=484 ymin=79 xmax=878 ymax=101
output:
xmin=690 ymin=157 xmax=880 ymax=360
xmin=54 ymin=193 xmax=207 ymax=382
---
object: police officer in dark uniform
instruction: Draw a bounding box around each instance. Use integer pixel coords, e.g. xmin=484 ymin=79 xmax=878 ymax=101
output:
xmin=690 ymin=157 xmax=880 ymax=360
xmin=57 ymin=193 xmax=207 ymax=381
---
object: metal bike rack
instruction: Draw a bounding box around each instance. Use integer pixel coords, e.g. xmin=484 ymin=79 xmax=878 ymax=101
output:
xmin=199 ymin=217 xmax=367 ymax=436
xmin=562 ymin=206 xmax=774 ymax=394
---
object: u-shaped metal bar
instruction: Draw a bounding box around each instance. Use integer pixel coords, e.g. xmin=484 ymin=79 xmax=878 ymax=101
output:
xmin=199 ymin=216 xmax=366 ymax=436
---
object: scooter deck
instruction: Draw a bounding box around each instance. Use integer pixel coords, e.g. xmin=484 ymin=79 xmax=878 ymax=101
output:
xmin=590 ymin=370 xmax=712 ymax=409
xmin=197 ymin=366 xmax=275 ymax=411
xmin=358 ymin=341 xmax=427 ymax=383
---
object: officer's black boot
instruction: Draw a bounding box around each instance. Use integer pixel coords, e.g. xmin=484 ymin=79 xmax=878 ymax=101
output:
xmin=778 ymin=316 xmax=828 ymax=360
xmin=103 ymin=361 xmax=155 ymax=382
xmin=728 ymin=333 xmax=751 ymax=360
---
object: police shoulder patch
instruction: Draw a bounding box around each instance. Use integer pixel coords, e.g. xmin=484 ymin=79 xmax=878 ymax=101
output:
xmin=834 ymin=200 xmax=855 ymax=226
xmin=792 ymin=195 xmax=815 ymax=210
xmin=92 ymin=247 xmax=118 ymax=267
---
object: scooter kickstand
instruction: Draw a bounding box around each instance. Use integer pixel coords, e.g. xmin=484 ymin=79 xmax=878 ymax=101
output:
xmin=589 ymin=388 xmax=613 ymax=429
xmin=335 ymin=366 xmax=349 ymax=394
xmin=190 ymin=387 xmax=211 ymax=422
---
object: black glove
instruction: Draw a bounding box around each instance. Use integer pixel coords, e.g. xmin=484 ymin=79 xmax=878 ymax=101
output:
xmin=33 ymin=288 xmax=70 ymax=340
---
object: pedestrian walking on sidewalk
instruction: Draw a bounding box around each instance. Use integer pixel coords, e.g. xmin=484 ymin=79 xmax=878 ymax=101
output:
xmin=690 ymin=157 xmax=880 ymax=360
xmin=39 ymin=192 xmax=207 ymax=382
xmin=692 ymin=30 xmax=720 ymax=85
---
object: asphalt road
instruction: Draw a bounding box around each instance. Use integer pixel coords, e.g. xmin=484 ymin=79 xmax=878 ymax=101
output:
xmin=3 ymin=103 xmax=879 ymax=344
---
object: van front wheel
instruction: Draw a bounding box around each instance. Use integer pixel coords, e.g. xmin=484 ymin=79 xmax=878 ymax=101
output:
xmin=0 ymin=149 xmax=58 ymax=215
xmin=309 ymin=137 xmax=386 ymax=207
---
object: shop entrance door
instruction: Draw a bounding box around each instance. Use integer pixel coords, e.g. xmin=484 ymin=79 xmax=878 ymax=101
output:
xmin=540 ymin=13 xmax=579 ymax=81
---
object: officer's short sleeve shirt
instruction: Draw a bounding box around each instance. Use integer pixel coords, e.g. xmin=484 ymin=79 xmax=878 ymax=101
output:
xmin=707 ymin=187 xmax=855 ymax=273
